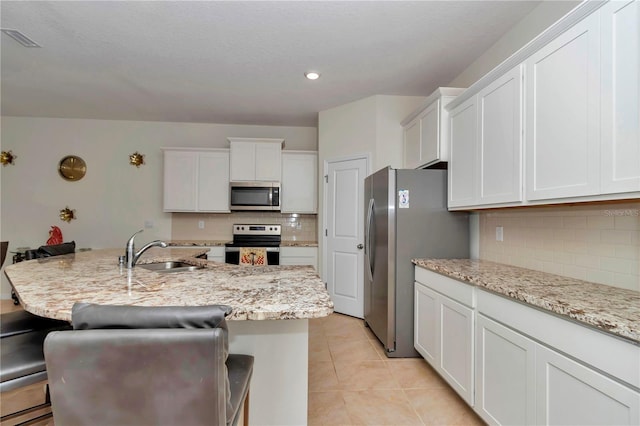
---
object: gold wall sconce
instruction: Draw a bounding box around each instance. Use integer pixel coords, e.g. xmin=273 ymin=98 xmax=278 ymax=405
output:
xmin=129 ymin=152 xmax=145 ymax=167
xmin=59 ymin=207 xmax=76 ymax=223
xmin=1 ymin=150 xmax=16 ymax=166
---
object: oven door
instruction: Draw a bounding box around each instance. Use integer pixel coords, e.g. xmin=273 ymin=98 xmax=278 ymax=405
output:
xmin=225 ymin=247 xmax=280 ymax=265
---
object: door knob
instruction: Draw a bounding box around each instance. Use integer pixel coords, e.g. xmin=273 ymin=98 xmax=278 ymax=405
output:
xmin=357 ymin=244 xmax=364 ymax=250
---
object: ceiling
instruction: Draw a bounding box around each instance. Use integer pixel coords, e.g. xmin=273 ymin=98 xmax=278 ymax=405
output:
xmin=1 ymin=1 xmax=540 ymax=127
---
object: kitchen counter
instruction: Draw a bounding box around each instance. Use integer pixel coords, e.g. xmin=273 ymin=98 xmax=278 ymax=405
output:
xmin=169 ymin=239 xmax=319 ymax=247
xmin=5 ymin=247 xmax=333 ymax=323
xmin=281 ymin=240 xmax=318 ymax=247
xmin=413 ymin=258 xmax=639 ymax=343
xmin=168 ymin=240 xmax=229 ymax=247
xmin=5 ymin=247 xmax=332 ymax=425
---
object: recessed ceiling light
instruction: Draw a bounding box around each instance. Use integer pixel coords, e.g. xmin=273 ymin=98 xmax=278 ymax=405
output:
xmin=1 ymin=29 xmax=41 ymax=47
xmin=305 ymin=72 xmax=320 ymax=80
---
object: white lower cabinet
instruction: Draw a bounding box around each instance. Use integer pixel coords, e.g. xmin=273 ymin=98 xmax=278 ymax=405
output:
xmin=475 ymin=314 xmax=536 ymax=426
xmin=414 ymin=268 xmax=474 ymax=406
xmin=279 ymin=247 xmax=317 ymax=271
xmin=414 ymin=266 xmax=640 ymax=426
xmin=536 ymin=344 xmax=639 ymax=426
xmin=206 ymin=247 xmax=225 ymax=263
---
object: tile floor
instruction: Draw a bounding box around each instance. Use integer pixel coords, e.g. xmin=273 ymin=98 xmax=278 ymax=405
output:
xmin=308 ymin=313 xmax=484 ymax=425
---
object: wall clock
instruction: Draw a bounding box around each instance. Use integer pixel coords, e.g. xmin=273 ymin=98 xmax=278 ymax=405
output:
xmin=58 ymin=155 xmax=86 ymax=181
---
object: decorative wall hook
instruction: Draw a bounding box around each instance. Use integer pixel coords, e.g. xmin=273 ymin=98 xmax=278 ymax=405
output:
xmin=1 ymin=151 xmax=16 ymax=166
xmin=129 ymin=152 xmax=145 ymax=167
xmin=59 ymin=207 xmax=76 ymax=223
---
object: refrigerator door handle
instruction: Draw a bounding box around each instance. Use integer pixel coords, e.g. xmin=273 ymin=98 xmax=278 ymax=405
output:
xmin=366 ymin=198 xmax=375 ymax=281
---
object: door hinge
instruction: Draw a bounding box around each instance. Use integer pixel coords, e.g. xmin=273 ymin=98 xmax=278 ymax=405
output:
xmin=325 ymin=229 xmax=328 ymax=237
xmin=324 ymin=175 xmax=328 ymax=183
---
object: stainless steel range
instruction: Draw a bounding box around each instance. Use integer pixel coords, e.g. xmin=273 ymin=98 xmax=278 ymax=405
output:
xmin=224 ymin=224 xmax=281 ymax=265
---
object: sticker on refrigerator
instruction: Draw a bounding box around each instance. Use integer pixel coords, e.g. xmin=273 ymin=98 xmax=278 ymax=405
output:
xmin=398 ymin=190 xmax=409 ymax=208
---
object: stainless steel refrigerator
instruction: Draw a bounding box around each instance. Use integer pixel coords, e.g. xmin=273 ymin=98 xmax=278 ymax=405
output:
xmin=364 ymin=166 xmax=469 ymax=357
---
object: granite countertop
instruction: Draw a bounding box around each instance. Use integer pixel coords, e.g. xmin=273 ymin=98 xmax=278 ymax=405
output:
xmin=5 ymin=248 xmax=333 ymax=323
xmin=413 ymin=259 xmax=639 ymax=343
xmin=168 ymin=240 xmax=229 ymax=247
xmin=281 ymin=241 xmax=318 ymax=247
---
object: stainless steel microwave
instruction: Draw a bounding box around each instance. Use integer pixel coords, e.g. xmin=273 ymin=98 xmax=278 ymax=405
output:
xmin=229 ymin=181 xmax=280 ymax=211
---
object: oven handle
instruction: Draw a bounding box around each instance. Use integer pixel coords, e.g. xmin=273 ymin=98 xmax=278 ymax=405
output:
xmin=224 ymin=247 xmax=280 ymax=252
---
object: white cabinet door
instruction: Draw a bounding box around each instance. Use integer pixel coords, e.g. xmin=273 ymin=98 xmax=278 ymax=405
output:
xmin=600 ymin=0 xmax=640 ymax=194
xmin=414 ymin=274 xmax=475 ymax=406
xmin=280 ymin=247 xmax=318 ymax=271
xmin=197 ymin=151 xmax=230 ymax=212
xmin=163 ymin=150 xmax=197 ymax=211
xmin=419 ymin=100 xmax=440 ymax=166
xmin=448 ymin=96 xmax=478 ymax=208
xmin=229 ymin=141 xmax=256 ymax=181
xmin=536 ymin=344 xmax=640 ymax=426
xmin=403 ymin=118 xmax=421 ymax=169
xmin=414 ymin=281 xmax=439 ymax=365
xmin=281 ymin=151 xmax=317 ymax=213
xmin=206 ymin=247 xmax=225 ymax=263
xmin=255 ymin=143 xmax=282 ymax=181
xmin=525 ymin=13 xmax=601 ymax=200
xmin=439 ymin=294 xmax=475 ymax=406
xmin=229 ymin=139 xmax=283 ymax=182
xmin=475 ymin=314 xmax=536 ymax=426
xmin=478 ymin=65 xmax=523 ymax=205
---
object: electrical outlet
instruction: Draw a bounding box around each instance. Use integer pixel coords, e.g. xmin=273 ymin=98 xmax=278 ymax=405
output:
xmin=144 ymin=220 xmax=154 ymax=229
xmin=496 ymin=226 xmax=504 ymax=242
xmin=198 ymin=220 xmax=205 ymax=229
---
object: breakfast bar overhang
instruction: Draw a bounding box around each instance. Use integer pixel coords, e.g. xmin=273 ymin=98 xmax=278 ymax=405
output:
xmin=4 ymin=247 xmax=334 ymax=425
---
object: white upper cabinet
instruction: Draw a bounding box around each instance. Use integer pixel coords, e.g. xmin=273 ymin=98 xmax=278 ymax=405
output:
xmin=600 ymin=0 xmax=640 ymax=194
xmin=163 ymin=148 xmax=230 ymax=213
xmin=525 ymin=12 xmax=601 ymax=200
xmin=281 ymin=151 xmax=317 ymax=213
xmin=228 ymin=138 xmax=283 ymax=182
xmin=478 ymin=65 xmax=523 ymax=205
xmin=448 ymin=96 xmax=478 ymax=208
xmin=449 ymin=66 xmax=524 ymax=209
xmin=402 ymin=88 xmax=465 ymax=169
xmin=446 ymin=0 xmax=640 ymax=210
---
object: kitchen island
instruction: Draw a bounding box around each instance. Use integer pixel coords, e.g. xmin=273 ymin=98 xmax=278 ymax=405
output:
xmin=4 ymin=247 xmax=334 ymax=425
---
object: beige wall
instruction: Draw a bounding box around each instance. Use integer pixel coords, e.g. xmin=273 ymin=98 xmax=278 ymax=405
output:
xmin=0 ymin=116 xmax=316 ymax=298
xmin=479 ymin=202 xmax=640 ymax=291
xmin=317 ymin=95 xmax=426 ymax=278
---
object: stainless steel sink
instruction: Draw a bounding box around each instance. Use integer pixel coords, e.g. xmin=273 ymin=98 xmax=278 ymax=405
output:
xmin=138 ymin=261 xmax=204 ymax=273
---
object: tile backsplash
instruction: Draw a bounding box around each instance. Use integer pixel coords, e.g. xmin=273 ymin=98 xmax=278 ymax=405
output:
xmin=479 ymin=201 xmax=639 ymax=291
xmin=171 ymin=212 xmax=317 ymax=242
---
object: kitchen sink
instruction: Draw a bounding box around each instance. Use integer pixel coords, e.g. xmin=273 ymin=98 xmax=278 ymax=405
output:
xmin=138 ymin=261 xmax=204 ymax=273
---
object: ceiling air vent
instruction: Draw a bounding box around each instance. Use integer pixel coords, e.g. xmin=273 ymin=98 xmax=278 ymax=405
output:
xmin=1 ymin=29 xmax=40 ymax=47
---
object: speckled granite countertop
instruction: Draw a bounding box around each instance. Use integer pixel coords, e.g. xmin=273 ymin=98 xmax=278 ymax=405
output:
xmin=413 ymin=259 xmax=639 ymax=343
xmin=169 ymin=240 xmax=318 ymax=247
xmin=281 ymin=241 xmax=318 ymax=247
xmin=168 ymin=240 xmax=229 ymax=247
xmin=5 ymin=248 xmax=333 ymax=323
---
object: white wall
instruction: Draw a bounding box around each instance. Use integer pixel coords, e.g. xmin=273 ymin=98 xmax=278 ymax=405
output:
xmin=448 ymin=0 xmax=580 ymax=88
xmin=0 ymin=116 xmax=316 ymax=298
xmin=317 ymin=95 xmax=426 ymax=278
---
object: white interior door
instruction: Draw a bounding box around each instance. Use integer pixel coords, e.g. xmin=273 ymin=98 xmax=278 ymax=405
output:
xmin=325 ymin=156 xmax=368 ymax=318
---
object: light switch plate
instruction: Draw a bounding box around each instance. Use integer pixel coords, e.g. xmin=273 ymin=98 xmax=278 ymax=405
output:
xmin=198 ymin=220 xmax=205 ymax=229
xmin=496 ymin=226 xmax=504 ymax=242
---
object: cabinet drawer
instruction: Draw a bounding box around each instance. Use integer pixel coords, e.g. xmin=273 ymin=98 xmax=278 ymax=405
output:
xmin=415 ymin=267 xmax=475 ymax=307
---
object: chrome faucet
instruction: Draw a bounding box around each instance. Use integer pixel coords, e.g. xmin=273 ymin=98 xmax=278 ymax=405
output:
xmin=125 ymin=229 xmax=167 ymax=269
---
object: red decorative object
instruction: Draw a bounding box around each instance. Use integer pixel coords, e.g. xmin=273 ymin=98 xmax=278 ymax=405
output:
xmin=47 ymin=226 xmax=63 ymax=245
